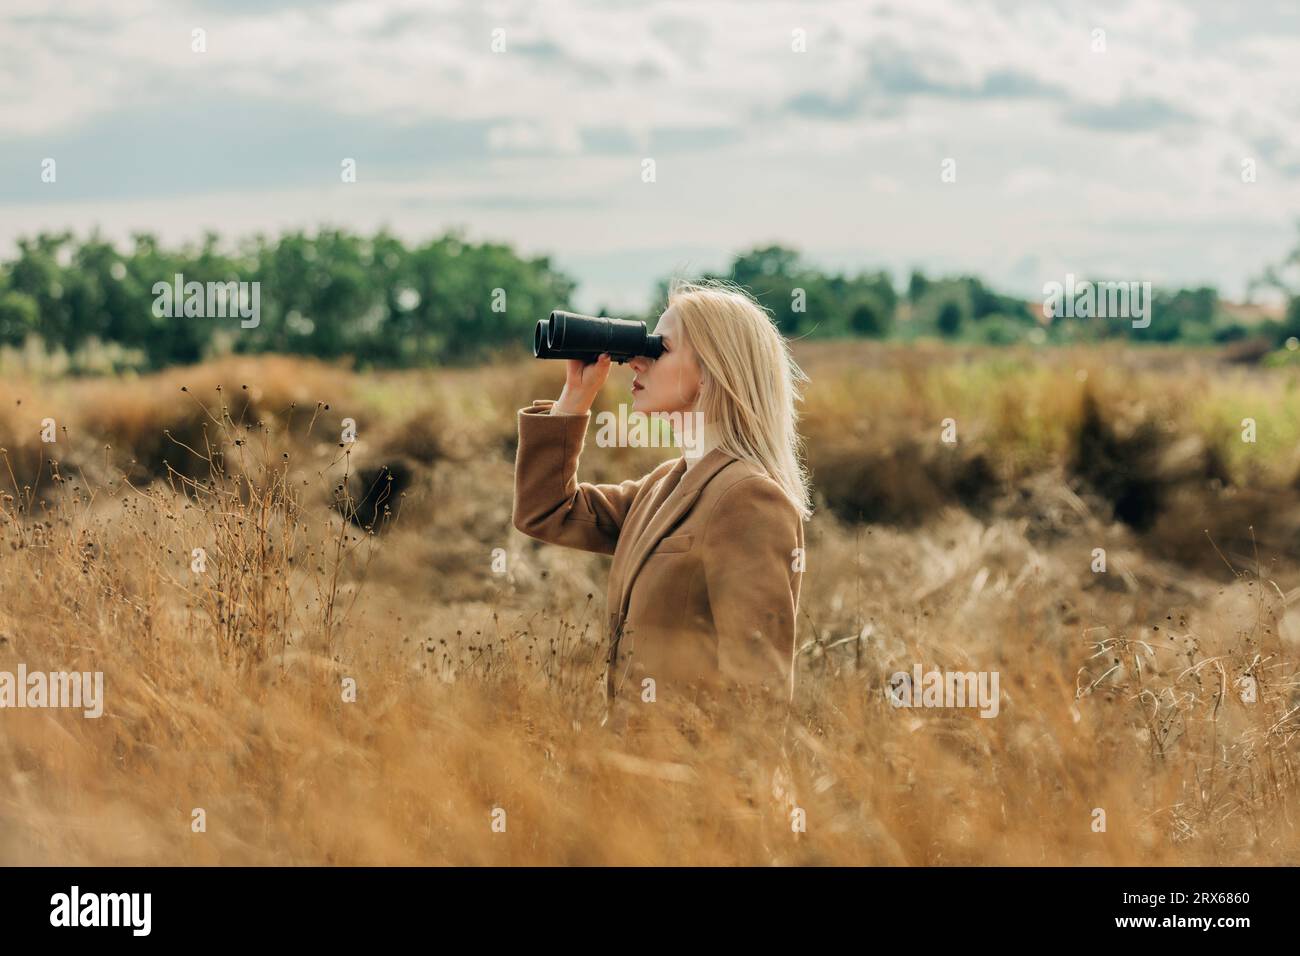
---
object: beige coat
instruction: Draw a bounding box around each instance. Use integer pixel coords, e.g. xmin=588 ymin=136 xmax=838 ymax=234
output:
xmin=512 ymin=398 xmax=804 ymax=704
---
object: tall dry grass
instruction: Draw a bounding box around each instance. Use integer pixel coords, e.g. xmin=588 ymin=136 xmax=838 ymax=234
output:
xmin=2 ymin=344 xmax=1300 ymax=864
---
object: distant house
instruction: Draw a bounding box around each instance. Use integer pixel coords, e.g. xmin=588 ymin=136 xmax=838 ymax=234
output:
xmin=1219 ymin=301 xmax=1285 ymax=325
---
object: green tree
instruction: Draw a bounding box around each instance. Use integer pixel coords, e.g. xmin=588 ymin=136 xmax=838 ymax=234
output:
xmin=937 ymin=300 xmax=963 ymax=337
xmin=908 ymin=269 xmax=929 ymax=304
xmin=848 ymin=294 xmax=891 ymax=337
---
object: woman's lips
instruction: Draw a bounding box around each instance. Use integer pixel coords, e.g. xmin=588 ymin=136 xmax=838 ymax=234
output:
xmin=632 ymin=381 xmax=644 ymax=392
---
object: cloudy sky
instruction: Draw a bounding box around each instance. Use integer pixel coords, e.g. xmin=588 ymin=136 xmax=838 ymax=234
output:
xmin=2 ymin=0 xmax=1298 ymax=312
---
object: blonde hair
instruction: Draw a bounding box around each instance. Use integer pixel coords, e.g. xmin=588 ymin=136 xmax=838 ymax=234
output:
xmin=667 ymin=277 xmax=813 ymax=521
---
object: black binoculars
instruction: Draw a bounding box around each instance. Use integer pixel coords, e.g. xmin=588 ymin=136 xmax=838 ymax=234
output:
xmin=533 ymin=311 xmax=664 ymax=364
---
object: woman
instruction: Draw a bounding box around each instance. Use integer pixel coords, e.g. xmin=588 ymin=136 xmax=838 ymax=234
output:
xmin=512 ymin=279 xmax=812 ymax=708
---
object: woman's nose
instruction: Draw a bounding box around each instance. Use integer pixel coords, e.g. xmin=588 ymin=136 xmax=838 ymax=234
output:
xmin=628 ymin=356 xmax=648 ymax=373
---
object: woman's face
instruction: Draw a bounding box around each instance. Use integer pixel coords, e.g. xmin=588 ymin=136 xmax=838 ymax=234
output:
xmin=627 ymin=305 xmax=703 ymax=416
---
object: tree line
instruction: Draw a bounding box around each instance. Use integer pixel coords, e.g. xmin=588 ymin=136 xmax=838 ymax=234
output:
xmin=2 ymin=228 xmax=1297 ymax=373
xmin=0 ymin=229 xmax=575 ymax=371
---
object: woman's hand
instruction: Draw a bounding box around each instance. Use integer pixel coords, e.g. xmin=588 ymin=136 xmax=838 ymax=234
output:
xmin=552 ymin=353 xmax=611 ymax=415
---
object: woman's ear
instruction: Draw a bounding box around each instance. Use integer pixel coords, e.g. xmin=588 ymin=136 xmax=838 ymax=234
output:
xmin=692 ymin=368 xmax=709 ymax=407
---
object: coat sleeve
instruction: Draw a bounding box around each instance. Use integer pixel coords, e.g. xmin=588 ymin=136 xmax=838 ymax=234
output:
xmin=512 ymin=399 xmax=651 ymax=556
xmin=700 ymin=475 xmax=804 ymax=701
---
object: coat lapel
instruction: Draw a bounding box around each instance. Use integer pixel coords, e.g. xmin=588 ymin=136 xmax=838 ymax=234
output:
xmin=613 ymin=446 xmax=737 ymax=622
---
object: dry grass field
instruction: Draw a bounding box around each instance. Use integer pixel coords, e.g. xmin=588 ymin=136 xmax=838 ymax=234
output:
xmin=3 ymin=341 xmax=1300 ymax=865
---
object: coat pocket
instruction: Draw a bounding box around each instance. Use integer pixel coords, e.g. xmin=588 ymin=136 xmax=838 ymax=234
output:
xmin=652 ymin=533 xmax=694 ymax=554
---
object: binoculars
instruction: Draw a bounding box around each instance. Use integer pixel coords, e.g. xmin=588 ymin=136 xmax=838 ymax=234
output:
xmin=533 ymin=311 xmax=664 ymax=364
